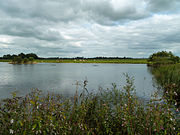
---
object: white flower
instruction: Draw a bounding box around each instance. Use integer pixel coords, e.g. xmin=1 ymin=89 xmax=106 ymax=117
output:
xmin=10 ymin=119 xmax=14 ymax=124
xmin=10 ymin=129 xmax=14 ymax=134
xmin=174 ymin=92 xmax=177 ymax=96
xmin=175 ymin=102 xmax=177 ymax=106
xmin=37 ymin=106 xmax=39 ymax=109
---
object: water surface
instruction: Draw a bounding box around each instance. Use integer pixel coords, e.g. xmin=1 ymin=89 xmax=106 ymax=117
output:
xmin=0 ymin=63 xmax=156 ymax=99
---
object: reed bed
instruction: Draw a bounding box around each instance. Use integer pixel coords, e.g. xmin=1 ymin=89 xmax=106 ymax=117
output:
xmin=149 ymin=64 xmax=180 ymax=107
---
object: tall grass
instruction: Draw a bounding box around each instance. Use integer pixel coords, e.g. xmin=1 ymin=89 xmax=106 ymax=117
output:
xmin=149 ymin=64 xmax=180 ymax=107
xmin=0 ymin=75 xmax=179 ymax=134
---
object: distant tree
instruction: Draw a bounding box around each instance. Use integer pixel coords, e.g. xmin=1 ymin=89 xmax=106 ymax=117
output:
xmin=29 ymin=57 xmax=34 ymax=64
xmin=12 ymin=54 xmax=18 ymax=59
xmin=3 ymin=54 xmax=12 ymax=59
xmin=13 ymin=56 xmax=23 ymax=64
xmin=148 ymin=51 xmax=180 ymax=66
xmin=23 ymin=58 xmax=29 ymax=64
xmin=18 ymin=53 xmax=26 ymax=59
xmin=26 ymin=53 xmax=38 ymax=59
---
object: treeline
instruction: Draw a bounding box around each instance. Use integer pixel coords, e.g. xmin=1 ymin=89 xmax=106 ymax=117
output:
xmin=58 ymin=56 xmax=134 ymax=60
xmin=0 ymin=53 xmax=37 ymax=64
xmin=1 ymin=53 xmax=38 ymax=59
xmin=0 ymin=53 xmax=143 ymax=60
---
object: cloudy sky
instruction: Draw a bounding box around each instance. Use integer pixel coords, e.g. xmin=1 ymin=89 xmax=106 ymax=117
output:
xmin=0 ymin=0 xmax=180 ymax=58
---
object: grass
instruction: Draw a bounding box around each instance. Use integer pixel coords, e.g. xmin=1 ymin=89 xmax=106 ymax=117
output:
xmin=0 ymin=58 xmax=148 ymax=64
xmin=0 ymin=75 xmax=179 ymax=135
xmin=149 ymin=64 xmax=180 ymax=107
xmin=36 ymin=59 xmax=148 ymax=64
xmin=0 ymin=59 xmax=11 ymax=62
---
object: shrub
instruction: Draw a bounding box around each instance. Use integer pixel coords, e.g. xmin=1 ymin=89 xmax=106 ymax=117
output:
xmin=148 ymin=51 xmax=180 ymax=66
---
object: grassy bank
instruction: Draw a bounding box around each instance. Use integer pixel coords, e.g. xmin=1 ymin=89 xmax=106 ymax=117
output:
xmin=0 ymin=59 xmax=148 ymax=64
xmin=0 ymin=59 xmax=11 ymax=62
xmin=149 ymin=64 xmax=180 ymax=107
xmin=0 ymin=76 xmax=179 ymax=134
xmin=36 ymin=59 xmax=148 ymax=64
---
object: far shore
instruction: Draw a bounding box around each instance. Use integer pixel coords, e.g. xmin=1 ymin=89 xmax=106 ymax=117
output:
xmin=0 ymin=59 xmax=148 ymax=64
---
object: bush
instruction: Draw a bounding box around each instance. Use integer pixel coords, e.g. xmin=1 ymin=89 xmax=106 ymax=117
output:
xmin=148 ymin=51 xmax=180 ymax=66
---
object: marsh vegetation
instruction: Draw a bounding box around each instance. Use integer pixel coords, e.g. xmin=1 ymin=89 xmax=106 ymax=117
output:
xmin=0 ymin=76 xmax=178 ymax=135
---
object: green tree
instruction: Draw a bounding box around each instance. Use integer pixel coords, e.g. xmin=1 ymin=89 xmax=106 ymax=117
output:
xmin=23 ymin=58 xmax=29 ymax=64
xmin=18 ymin=53 xmax=26 ymax=59
xmin=29 ymin=57 xmax=34 ymax=64
xmin=13 ymin=56 xmax=23 ymax=64
xmin=26 ymin=53 xmax=38 ymax=59
xmin=148 ymin=51 xmax=180 ymax=66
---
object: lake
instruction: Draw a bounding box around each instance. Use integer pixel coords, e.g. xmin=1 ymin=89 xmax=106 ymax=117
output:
xmin=0 ymin=62 xmax=157 ymax=99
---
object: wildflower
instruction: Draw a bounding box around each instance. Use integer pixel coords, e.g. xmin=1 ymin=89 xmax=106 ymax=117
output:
xmin=170 ymin=118 xmax=173 ymax=121
xmin=166 ymin=91 xmax=168 ymax=94
xmin=175 ymin=102 xmax=177 ymax=106
xmin=176 ymin=108 xmax=179 ymax=112
xmin=174 ymin=92 xmax=177 ymax=96
xmin=37 ymin=106 xmax=39 ymax=109
xmin=160 ymin=126 xmax=164 ymax=130
xmin=10 ymin=129 xmax=14 ymax=134
xmin=10 ymin=119 xmax=14 ymax=124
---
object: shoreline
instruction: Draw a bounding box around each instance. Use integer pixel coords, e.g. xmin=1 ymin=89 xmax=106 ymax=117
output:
xmin=0 ymin=59 xmax=148 ymax=64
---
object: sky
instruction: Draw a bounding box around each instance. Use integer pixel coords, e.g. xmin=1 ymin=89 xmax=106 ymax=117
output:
xmin=0 ymin=0 xmax=180 ymax=58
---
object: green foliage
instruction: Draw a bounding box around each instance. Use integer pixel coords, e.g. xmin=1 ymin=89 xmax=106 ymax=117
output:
xmin=148 ymin=51 xmax=180 ymax=66
xmin=3 ymin=53 xmax=38 ymax=60
xmin=13 ymin=56 xmax=23 ymax=64
xmin=10 ymin=56 xmax=35 ymax=64
xmin=149 ymin=64 xmax=180 ymax=107
xmin=26 ymin=53 xmax=38 ymax=59
xmin=18 ymin=53 xmax=26 ymax=59
xmin=23 ymin=58 xmax=29 ymax=64
xmin=29 ymin=57 xmax=34 ymax=64
xmin=0 ymin=77 xmax=179 ymax=134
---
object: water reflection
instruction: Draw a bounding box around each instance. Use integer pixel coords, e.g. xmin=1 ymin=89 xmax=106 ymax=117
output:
xmin=0 ymin=62 xmax=156 ymax=99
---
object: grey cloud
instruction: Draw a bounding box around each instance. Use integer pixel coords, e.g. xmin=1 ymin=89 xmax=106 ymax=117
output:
xmin=0 ymin=0 xmax=179 ymax=26
xmin=4 ymin=37 xmax=83 ymax=57
xmin=147 ymin=0 xmax=180 ymax=12
xmin=0 ymin=18 xmax=63 ymax=41
xmin=0 ymin=0 xmax=81 ymax=22
xmin=0 ymin=0 xmax=180 ymax=57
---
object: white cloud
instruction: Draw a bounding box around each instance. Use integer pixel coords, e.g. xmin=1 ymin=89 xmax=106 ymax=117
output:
xmin=0 ymin=0 xmax=180 ymax=57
